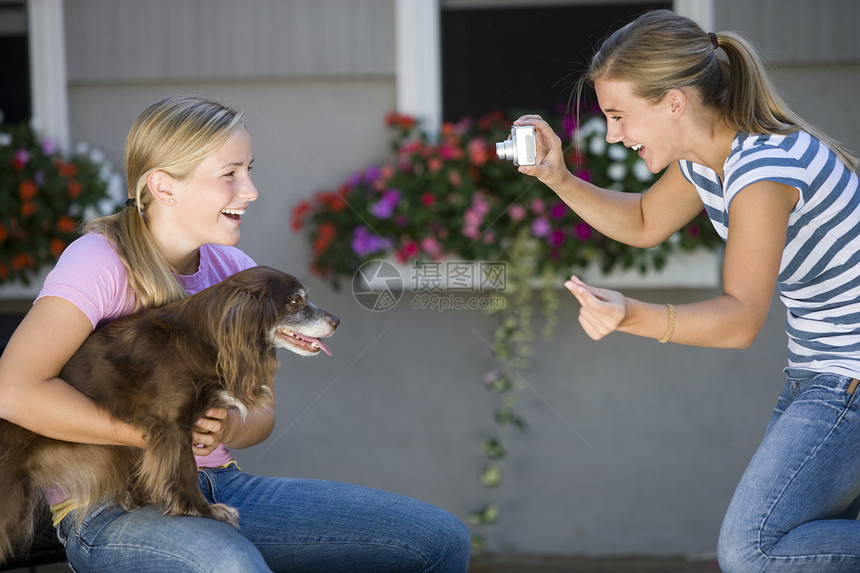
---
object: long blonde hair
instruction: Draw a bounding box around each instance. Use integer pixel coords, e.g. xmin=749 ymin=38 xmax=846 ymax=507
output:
xmin=576 ymin=9 xmax=857 ymax=170
xmin=86 ymin=96 xmax=246 ymax=309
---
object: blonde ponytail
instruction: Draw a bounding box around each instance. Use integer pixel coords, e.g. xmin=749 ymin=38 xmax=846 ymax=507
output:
xmin=577 ymin=9 xmax=857 ymax=170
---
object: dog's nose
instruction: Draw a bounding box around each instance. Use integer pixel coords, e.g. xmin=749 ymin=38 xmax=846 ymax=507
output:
xmin=328 ymin=315 xmax=340 ymax=329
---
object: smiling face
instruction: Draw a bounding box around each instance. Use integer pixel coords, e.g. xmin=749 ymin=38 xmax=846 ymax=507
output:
xmin=170 ymin=126 xmax=258 ymax=249
xmin=594 ymin=77 xmax=680 ymax=174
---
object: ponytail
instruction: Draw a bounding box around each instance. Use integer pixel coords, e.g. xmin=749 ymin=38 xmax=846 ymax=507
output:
xmin=578 ymin=9 xmax=857 ymax=170
xmin=715 ymin=31 xmax=857 ymax=169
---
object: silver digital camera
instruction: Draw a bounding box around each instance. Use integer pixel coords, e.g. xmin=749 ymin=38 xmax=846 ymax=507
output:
xmin=496 ymin=125 xmax=536 ymax=166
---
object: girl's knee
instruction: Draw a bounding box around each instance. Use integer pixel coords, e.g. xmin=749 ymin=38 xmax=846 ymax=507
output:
xmin=418 ymin=508 xmax=471 ymax=572
xmin=717 ymin=521 xmax=763 ymax=573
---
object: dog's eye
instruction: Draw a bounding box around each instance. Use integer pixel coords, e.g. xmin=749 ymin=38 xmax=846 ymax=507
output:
xmin=288 ymin=298 xmax=302 ymax=308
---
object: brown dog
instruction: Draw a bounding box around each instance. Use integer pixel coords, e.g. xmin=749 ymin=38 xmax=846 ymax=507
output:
xmin=0 ymin=266 xmax=338 ymax=564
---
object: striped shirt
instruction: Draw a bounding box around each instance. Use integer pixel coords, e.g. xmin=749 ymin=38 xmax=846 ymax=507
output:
xmin=679 ymin=131 xmax=860 ymax=378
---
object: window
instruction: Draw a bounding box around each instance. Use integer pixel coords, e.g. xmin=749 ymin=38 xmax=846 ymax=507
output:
xmin=0 ymin=1 xmax=31 ymax=123
xmin=441 ymin=2 xmax=670 ymax=121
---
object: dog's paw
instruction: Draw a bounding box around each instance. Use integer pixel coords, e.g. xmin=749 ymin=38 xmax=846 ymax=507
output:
xmin=207 ymin=503 xmax=240 ymax=529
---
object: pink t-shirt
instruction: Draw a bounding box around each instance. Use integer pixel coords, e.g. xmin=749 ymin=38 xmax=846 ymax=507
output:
xmin=37 ymin=233 xmax=256 ymax=499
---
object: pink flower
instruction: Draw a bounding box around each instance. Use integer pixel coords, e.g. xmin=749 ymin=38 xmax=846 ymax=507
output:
xmin=532 ymin=217 xmax=550 ymax=238
xmin=530 ymin=198 xmax=545 ymax=214
xmin=508 ymin=204 xmax=527 ymax=222
xmin=428 ymin=157 xmax=443 ymax=173
xmin=421 ymin=235 xmax=443 ymax=259
xmin=395 ymin=241 xmax=419 ymax=263
xmin=12 ymin=148 xmax=29 ymax=171
xmin=467 ymin=137 xmax=490 ymax=165
xmin=448 ymin=169 xmax=463 ymax=188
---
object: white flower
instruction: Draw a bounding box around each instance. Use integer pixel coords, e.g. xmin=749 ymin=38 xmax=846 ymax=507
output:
xmin=89 ymin=148 xmax=105 ymax=164
xmin=607 ymin=143 xmax=628 ymax=161
xmin=583 ymin=116 xmax=606 ymax=137
xmin=589 ymin=136 xmax=607 ymax=155
xmin=75 ymin=141 xmax=90 ymax=155
xmin=107 ymin=173 xmax=125 ymax=202
xmin=0 ymin=132 xmax=10 ymax=146
xmin=608 ymin=162 xmax=627 ymax=181
xmin=633 ymin=159 xmax=652 ymax=182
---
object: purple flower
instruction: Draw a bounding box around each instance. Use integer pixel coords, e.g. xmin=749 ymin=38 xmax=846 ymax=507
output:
xmin=364 ymin=165 xmax=381 ymax=182
xmin=550 ymin=203 xmax=567 ymax=219
xmin=574 ymin=221 xmax=593 ymax=240
xmin=351 ymin=226 xmax=391 ymax=256
xmin=549 ymin=230 xmax=565 ymax=246
xmin=532 ymin=217 xmax=551 ymax=238
xmin=41 ymin=138 xmax=57 ymax=155
xmin=371 ymin=189 xmax=401 ymax=219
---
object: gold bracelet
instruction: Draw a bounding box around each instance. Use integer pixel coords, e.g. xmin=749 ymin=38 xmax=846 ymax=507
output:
xmin=658 ymin=303 xmax=676 ymax=344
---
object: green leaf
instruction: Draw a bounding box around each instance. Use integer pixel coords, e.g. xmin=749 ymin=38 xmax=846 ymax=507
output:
xmin=479 ymin=463 xmax=503 ymax=488
xmin=478 ymin=438 xmax=506 ymax=459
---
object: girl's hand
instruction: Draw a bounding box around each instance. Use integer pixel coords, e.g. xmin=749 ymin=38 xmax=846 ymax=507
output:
xmin=564 ymin=276 xmax=627 ymax=340
xmin=512 ymin=115 xmax=571 ymax=189
xmin=192 ymin=407 xmax=232 ymax=456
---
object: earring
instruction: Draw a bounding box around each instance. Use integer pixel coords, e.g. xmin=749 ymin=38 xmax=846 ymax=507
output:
xmin=169 ymin=198 xmax=175 ymax=204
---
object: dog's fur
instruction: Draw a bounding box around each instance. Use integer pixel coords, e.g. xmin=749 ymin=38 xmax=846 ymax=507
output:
xmin=0 ymin=266 xmax=338 ymax=564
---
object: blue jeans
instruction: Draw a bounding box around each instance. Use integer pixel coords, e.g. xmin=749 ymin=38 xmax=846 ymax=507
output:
xmin=57 ymin=465 xmax=471 ymax=572
xmin=718 ymin=373 xmax=860 ymax=572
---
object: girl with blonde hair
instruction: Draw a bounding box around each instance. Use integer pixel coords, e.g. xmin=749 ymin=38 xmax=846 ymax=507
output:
xmin=0 ymin=96 xmax=470 ymax=572
xmin=518 ymin=9 xmax=860 ymax=572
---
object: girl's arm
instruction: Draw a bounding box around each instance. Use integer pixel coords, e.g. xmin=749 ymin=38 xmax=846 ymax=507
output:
xmin=567 ymin=179 xmax=798 ymax=348
xmin=0 ymin=296 xmax=147 ymax=448
xmin=515 ymin=115 xmax=706 ymax=248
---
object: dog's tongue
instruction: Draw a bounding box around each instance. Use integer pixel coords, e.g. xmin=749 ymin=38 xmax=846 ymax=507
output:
xmin=296 ymin=333 xmax=332 ymax=356
xmin=311 ymin=337 xmax=333 ymax=356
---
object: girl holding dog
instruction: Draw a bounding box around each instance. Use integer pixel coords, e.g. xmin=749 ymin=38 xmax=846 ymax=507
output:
xmin=0 ymin=96 xmax=470 ymax=572
xmin=517 ymin=9 xmax=860 ymax=573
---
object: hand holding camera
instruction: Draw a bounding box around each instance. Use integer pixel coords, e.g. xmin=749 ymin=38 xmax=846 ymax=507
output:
xmin=496 ymin=125 xmax=537 ymax=166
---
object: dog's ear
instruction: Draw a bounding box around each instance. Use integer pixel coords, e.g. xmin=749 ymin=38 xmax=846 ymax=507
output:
xmin=214 ymin=283 xmax=277 ymax=401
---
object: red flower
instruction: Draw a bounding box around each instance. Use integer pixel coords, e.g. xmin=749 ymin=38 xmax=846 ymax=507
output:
xmin=56 ymin=215 xmax=77 ymax=234
xmin=317 ymin=191 xmax=347 ymax=213
xmin=312 ymin=222 xmax=336 ymax=256
xmin=420 ymin=192 xmax=436 ymax=207
xmin=0 ymin=224 xmax=6 ymax=242
xmin=11 ymin=252 xmax=36 ymax=270
xmin=50 ymin=237 xmax=67 ymax=258
xmin=18 ymin=179 xmax=38 ymax=201
xmin=19 ymin=179 xmax=37 ymax=201
xmin=55 ymin=158 xmax=77 ymax=177
xmin=385 ymin=112 xmax=416 ymax=130
xmin=291 ymin=201 xmax=312 ymax=232
xmin=21 ymin=202 xmax=37 ymax=217
xmin=67 ymin=180 xmax=83 ymax=199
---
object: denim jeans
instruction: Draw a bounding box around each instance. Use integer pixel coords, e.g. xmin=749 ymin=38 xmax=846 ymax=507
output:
xmin=57 ymin=464 xmax=471 ymax=572
xmin=718 ymin=373 xmax=860 ymax=572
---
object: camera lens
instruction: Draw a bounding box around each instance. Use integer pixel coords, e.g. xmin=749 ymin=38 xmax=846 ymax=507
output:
xmin=496 ymin=140 xmax=515 ymax=161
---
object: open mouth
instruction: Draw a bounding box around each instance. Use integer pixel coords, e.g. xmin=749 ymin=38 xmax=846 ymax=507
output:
xmin=275 ymin=327 xmax=333 ymax=356
xmin=630 ymin=144 xmax=642 ymax=152
xmin=221 ymin=208 xmax=245 ymax=221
